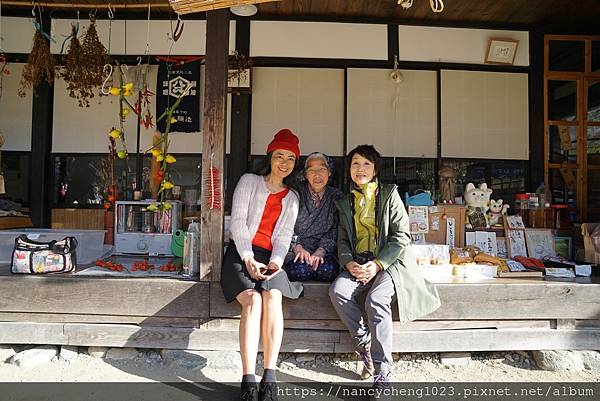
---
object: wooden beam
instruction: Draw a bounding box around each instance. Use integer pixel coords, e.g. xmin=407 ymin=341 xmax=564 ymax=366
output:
xmin=0 ymin=277 xmax=210 ymax=319
xmin=210 ymin=281 xmax=600 ymax=320
xmin=1 ymin=322 xmax=598 ymax=352
xmin=226 ymin=18 xmax=251 ymax=213
xmin=29 ymin=11 xmax=54 ymax=228
xmin=200 ymin=9 xmax=229 ymax=281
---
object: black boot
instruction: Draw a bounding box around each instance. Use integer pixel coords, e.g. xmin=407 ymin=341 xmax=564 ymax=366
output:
xmin=241 ymin=382 xmax=258 ymax=401
xmin=258 ymin=380 xmax=278 ymax=401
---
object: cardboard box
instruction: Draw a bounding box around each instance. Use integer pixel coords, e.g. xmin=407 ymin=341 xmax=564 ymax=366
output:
xmin=424 ymin=205 xmax=466 ymax=248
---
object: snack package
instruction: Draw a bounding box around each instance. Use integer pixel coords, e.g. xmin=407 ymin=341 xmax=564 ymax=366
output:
xmin=450 ymin=248 xmax=474 ymax=265
xmin=474 ymin=252 xmax=501 ymax=266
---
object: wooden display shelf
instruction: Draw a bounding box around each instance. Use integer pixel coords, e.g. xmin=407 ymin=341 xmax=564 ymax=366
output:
xmin=0 ymin=216 xmax=33 ymax=230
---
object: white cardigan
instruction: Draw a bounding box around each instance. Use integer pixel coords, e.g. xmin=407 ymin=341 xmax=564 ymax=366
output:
xmin=230 ymin=173 xmax=299 ymax=268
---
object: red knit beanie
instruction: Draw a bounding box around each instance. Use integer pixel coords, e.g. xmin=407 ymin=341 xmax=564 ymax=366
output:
xmin=266 ymin=128 xmax=300 ymax=159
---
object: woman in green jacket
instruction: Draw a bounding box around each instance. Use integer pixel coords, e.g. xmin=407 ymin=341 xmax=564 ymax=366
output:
xmin=329 ymin=145 xmax=440 ymax=389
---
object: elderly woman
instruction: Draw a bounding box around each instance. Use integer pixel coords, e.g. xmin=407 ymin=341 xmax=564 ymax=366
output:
xmin=284 ymin=152 xmax=343 ymax=282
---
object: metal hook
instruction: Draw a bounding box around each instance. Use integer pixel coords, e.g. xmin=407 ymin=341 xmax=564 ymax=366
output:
xmin=107 ymin=4 xmax=115 ymax=20
xmin=120 ymin=63 xmax=129 ymax=82
xmin=101 ymin=64 xmax=114 ymax=95
xmin=136 ymin=56 xmax=142 ymax=66
xmin=173 ymin=16 xmax=184 ymax=42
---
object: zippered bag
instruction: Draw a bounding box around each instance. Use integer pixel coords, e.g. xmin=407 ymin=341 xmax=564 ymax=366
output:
xmin=10 ymin=234 xmax=77 ymax=274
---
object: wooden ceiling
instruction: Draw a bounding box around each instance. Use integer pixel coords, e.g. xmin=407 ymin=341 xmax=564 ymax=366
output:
xmin=3 ymin=0 xmax=600 ymax=29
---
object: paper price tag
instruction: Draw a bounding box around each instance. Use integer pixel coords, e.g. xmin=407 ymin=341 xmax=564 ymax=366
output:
xmin=446 ymin=217 xmax=455 ymax=247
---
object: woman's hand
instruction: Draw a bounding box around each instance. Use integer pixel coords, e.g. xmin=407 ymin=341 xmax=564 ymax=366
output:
xmin=345 ymin=261 xmax=363 ymax=278
xmin=293 ymin=244 xmax=313 ymax=265
xmin=310 ymin=248 xmax=326 ymax=271
xmin=357 ymin=261 xmax=380 ymax=285
xmin=264 ymin=262 xmax=282 ymax=281
xmin=243 ymin=256 xmax=267 ymax=280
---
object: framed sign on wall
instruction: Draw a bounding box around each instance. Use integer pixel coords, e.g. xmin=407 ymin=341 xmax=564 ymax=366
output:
xmin=485 ymin=38 xmax=519 ymax=65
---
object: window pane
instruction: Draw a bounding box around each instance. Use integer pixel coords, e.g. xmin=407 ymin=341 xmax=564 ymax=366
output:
xmin=548 ymin=80 xmax=577 ymax=121
xmin=588 ymin=126 xmax=600 ymax=165
xmin=440 ymin=159 xmax=526 ymax=203
xmin=589 ymin=170 xmax=600 ymax=210
xmin=593 ymin=41 xmax=600 ymax=73
xmin=549 ymin=168 xmax=577 ymax=214
xmin=588 ymin=81 xmax=600 ymax=122
xmin=1 ymin=152 xmax=30 ymax=207
xmin=549 ymin=40 xmax=585 ymax=72
xmin=53 ymin=154 xmax=204 ymax=206
xmin=548 ymin=125 xmax=577 ymax=164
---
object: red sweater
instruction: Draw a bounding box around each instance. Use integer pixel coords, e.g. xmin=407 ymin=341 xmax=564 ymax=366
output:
xmin=252 ymin=188 xmax=289 ymax=251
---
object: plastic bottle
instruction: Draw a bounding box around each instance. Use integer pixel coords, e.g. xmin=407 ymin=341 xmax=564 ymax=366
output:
xmin=535 ymin=182 xmax=552 ymax=209
xmin=182 ymin=218 xmax=200 ymax=277
xmin=515 ymin=193 xmax=530 ymax=226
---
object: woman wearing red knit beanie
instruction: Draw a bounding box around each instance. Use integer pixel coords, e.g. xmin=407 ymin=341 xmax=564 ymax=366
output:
xmin=221 ymin=128 xmax=303 ymax=401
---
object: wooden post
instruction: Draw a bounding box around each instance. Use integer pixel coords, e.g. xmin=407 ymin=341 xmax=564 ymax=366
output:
xmin=226 ymin=18 xmax=251 ymax=212
xmin=29 ymin=12 xmax=54 ymax=228
xmin=200 ymin=9 xmax=229 ymax=281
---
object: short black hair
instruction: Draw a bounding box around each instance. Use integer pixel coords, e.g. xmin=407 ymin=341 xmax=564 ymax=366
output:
xmin=347 ymin=144 xmax=382 ymax=179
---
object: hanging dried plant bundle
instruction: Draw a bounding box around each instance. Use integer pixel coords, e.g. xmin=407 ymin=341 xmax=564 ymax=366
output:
xmin=18 ymin=30 xmax=55 ymax=97
xmin=61 ymin=25 xmax=95 ymax=107
xmin=80 ymin=18 xmax=110 ymax=94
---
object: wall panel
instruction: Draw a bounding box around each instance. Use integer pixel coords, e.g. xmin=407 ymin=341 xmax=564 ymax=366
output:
xmin=48 ymin=19 xmax=236 ymax=55
xmin=251 ymin=21 xmax=387 ymax=60
xmin=441 ymin=70 xmax=529 ymax=159
xmin=0 ymin=64 xmax=33 ymax=151
xmin=399 ymin=26 xmax=529 ymax=66
xmin=251 ymin=67 xmax=344 ymax=156
xmin=347 ymin=68 xmax=438 ymax=158
xmin=52 ymin=65 xmax=231 ymax=154
xmin=0 ymin=17 xmax=36 ymax=54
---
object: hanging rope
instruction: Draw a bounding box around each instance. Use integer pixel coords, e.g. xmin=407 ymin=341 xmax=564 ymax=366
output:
xmin=390 ymin=55 xmax=403 ymax=178
xmin=107 ymin=4 xmax=113 ymax=55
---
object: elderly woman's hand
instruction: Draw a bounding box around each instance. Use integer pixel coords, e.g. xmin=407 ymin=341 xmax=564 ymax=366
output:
xmin=310 ymin=247 xmax=326 ymax=270
xmin=293 ymin=244 xmax=313 ymax=265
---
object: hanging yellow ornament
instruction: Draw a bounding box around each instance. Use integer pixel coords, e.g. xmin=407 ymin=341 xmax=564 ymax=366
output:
xmin=109 ymin=129 xmax=122 ymax=139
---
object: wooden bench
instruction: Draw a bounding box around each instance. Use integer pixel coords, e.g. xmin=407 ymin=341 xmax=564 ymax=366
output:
xmin=0 ymin=273 xmax=598 ymax=352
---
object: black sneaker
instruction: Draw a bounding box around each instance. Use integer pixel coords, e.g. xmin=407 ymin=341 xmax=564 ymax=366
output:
xmin=241 ymin=382 xmax=258 ymax=401
xmin=370 ymin=371 xmax=391 ymax=400
xmin=258 ymin=381 xmax=278 ymax=401
xmin=355 ymin=341 xmax=375 ymax=379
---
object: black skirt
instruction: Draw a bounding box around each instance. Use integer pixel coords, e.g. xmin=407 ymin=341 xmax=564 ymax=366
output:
xmin=220 ymin=241 xmax=304 ymax=303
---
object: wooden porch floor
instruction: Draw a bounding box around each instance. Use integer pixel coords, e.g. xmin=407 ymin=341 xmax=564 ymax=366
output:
xmin=0 ymin=272 xmax=599 ymax=352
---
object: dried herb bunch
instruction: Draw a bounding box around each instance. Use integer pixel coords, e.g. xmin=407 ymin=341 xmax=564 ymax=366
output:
xmin=80 ymin=17 xmax=110 ymax=99
xmin=61 ymin=25 xmax=95 ymax=107
xmin=18 ymin=30 xmax=55 ymax=97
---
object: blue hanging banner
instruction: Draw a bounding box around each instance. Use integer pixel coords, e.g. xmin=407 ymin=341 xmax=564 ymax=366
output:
xmin=156 ymin=60 xmax=200 ymax=133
